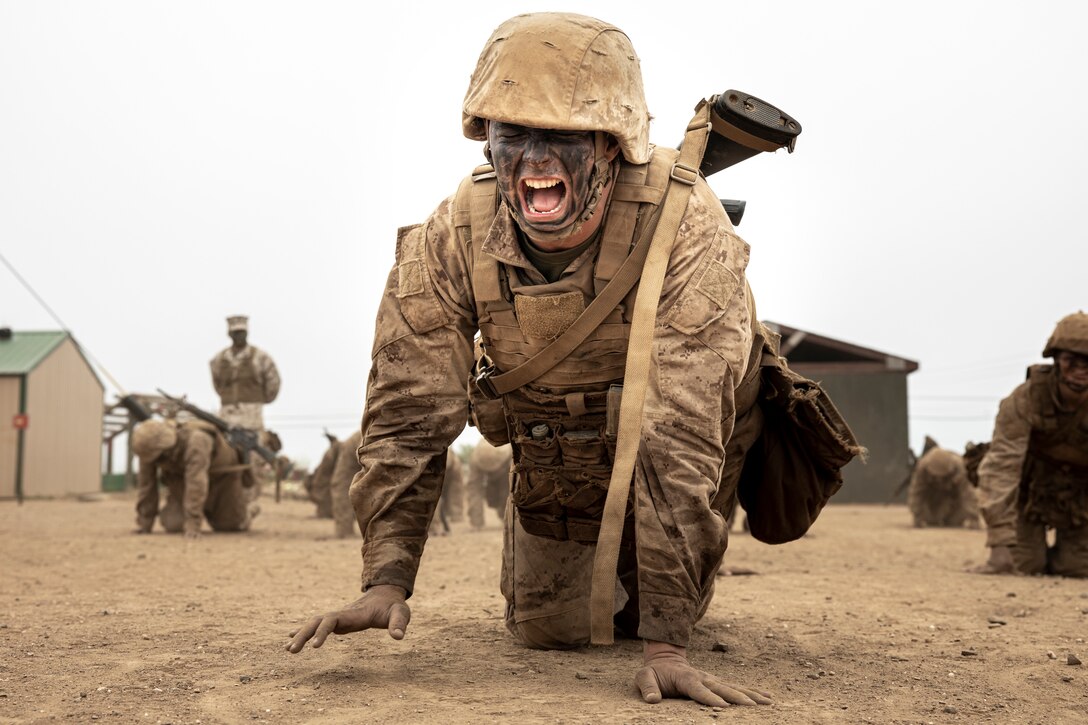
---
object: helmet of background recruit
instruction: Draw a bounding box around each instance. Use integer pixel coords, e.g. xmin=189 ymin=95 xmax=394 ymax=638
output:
xmin=918 ymin=447 xmax=965 ymax=480
xmin=131 ymin=419 xmax=178 ymax=460
xmin=462 ymin=12 xmax=651 ymax=165
xmin=1042 ymin=311 xmax=1088 ymax=357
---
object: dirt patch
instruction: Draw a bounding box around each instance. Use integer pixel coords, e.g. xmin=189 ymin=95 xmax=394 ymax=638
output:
xmin=1 ymin=496 xmax=1086 ymax=723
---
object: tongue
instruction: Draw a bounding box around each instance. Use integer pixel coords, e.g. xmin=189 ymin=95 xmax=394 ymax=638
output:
xmin=531 ymin=186 xmax=563 ymax=213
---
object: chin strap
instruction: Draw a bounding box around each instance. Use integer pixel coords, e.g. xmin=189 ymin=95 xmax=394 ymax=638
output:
xmin=579 ymin=132 xmax=616 ymax=224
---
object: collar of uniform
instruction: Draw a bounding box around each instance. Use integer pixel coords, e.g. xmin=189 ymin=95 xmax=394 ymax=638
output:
xmin=481 ymin=200 xmax=600 ymax=285
xmin=225 ymin=345 xmax=253 ymax=361
xmin=480 ymin=201 xmax=537 ymax=272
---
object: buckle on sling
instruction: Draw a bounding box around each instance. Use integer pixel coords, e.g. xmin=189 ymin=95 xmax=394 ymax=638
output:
xmin=670 ymin=163 xmax=698 ymax=186
xmin=473 ymin=353 xmax=501 ymax=400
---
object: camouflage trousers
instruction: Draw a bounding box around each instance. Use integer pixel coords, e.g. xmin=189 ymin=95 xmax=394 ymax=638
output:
xmin=500 ymin=500 xmax=714 ymax=648
xmin=159 ymin=475 xmax=254 ymax=534
xmin=1013 ymin=512 xmax=1088 ymax=578
xmin=218 ymin=403 xmax=265 ymax=430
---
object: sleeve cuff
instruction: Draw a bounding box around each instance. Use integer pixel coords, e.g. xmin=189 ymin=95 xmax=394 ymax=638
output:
xmin=985 ymin=525 xmax=1018 ymax=548
xmin=637 ymin=590 xmax=697 ymax=647
xmin=360 ymin=536 xmax=425 ymax=599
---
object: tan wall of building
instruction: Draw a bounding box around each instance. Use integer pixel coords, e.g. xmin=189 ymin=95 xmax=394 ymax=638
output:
xmin=0 ymin=377 xmax=19 ymax=497
xmin=23 ymin=338 xmax=103 ymax=496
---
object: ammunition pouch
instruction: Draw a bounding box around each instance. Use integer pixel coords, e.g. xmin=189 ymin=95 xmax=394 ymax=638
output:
xmin=1021 ymin=453 xmax=1088 ymax=529
xmin=506 ymin=389 xmax=627 ymax=544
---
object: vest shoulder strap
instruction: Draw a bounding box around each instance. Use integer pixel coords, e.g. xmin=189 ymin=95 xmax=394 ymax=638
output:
xmin=454 ymin=165 xmax=501 ymax=324
xmin=593 ymin=147 xmax=674 ymax=290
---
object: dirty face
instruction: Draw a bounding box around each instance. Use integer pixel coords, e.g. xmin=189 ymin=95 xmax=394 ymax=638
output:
xmin=1056 ymin=351 xmax=1088 ymax=394
xmin=487 ymin=122 xmax=601 ymax=242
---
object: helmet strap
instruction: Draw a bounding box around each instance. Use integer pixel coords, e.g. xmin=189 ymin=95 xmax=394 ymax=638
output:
xmin=581 ymin=133 xmax=614 ymax=217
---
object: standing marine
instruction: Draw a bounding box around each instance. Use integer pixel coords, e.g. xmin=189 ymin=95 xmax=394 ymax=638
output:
xmin=210 ymin=315 xmax=280 ymax=432
xmin=974 ymin=312 xmax=1088 ymax=577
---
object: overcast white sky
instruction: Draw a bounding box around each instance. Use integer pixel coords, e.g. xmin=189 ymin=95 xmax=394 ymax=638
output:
xmin=2 ymin=0 xmax=1085 ymax=469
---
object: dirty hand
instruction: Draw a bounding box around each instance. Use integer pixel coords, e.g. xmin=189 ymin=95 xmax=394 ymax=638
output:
xmin=969 ymin=545 xmax=1015 ymax=575
xmin=286 ymin=584 xmax=411 ymax=653
xmin=635 ymin=641 xmax=772 ymax=707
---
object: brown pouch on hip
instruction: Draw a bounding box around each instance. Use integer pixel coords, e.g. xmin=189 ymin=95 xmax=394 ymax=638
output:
xmin=737 ymin=340 xmax=864 ymax=544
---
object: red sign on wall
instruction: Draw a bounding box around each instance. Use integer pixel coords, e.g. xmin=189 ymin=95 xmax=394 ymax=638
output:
xmin=12 ymin=414 xmax=28 ymax=430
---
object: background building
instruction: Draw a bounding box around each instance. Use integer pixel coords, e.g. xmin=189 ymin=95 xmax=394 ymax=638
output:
xmin=0 ymin=328 xmax=103 ymax=500
xmin=766 ymin=321 xmax=919 ymax=503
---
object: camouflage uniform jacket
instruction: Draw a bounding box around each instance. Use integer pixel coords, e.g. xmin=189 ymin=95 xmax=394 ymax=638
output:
xmin=210 ymin=345 xmax=281 ymax=406
xmin=354 ymin=162 xmax=753 ymax=647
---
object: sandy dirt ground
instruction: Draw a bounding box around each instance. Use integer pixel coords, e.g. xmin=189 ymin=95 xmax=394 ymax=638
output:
xmin=1 ymin=493 xmax=1086 ymax=725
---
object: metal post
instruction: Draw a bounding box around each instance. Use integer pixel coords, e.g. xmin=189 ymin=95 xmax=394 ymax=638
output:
xmin=14 ymin=375 xmax=26 ymax=505
xmin=275 ymin=462 xmax=282 ymax=503
xmin=124 ymin=418 xmax=135 ymax=490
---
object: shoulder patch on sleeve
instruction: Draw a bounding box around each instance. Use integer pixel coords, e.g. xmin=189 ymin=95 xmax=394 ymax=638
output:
xmin=696 ymin=259 xmax=738 ymax=309
xmin=392 ymin=223 xmax=448 ymax=333
xmin=667 ymin=226 xmax=745 ymax=336
xmin=396 ymin=259 xmax=425 ymax=299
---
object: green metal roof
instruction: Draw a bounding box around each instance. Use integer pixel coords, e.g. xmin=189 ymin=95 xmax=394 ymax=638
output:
xmin=0 ymin=330 xmax=69 ymax=375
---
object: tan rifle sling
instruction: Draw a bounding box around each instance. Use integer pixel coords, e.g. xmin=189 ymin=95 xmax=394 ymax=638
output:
xmin=450 ymin=103 xmax=713 ymax=645
xmin=589 ymin=101 xmax=713 ymax=645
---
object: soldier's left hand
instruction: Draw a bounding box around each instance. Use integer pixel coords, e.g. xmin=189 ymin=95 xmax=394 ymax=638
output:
xmin=636 ymin=641 xmax=772 ymax=707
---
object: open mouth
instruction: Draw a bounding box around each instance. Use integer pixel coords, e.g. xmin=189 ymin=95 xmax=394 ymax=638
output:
xmin=519 ymin=177 xmax=568 ymax=223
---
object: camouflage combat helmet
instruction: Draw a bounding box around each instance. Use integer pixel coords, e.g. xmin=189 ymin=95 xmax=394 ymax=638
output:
xmin=1043 ymin=311 xmax=1088 ymax=357
xmin=131 ymin=419 xmax=178 ymax=460
xmin=462 ymin=12 xmax=651 ymax=165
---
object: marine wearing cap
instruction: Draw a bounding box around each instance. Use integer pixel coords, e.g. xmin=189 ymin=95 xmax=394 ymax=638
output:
xmin=209 ymin=315 xmax=280 ymax=431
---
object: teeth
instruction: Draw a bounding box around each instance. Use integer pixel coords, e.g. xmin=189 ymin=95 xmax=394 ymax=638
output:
xmin=525 ymin=178 xmax=560 ymax=189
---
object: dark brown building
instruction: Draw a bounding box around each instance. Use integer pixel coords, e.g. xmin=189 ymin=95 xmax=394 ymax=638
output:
xmin=765 ymin=321 xmax=919 ymax=503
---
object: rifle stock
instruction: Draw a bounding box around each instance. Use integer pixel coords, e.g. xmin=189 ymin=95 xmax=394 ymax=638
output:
xmin=156 ymin=389 xmax=277 ymax=465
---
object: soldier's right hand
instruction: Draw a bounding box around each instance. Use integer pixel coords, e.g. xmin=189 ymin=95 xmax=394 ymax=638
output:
xmin=286 ymin=584 xmax=411 ymax=653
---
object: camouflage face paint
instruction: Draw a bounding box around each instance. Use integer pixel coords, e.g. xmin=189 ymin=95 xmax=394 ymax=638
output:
xmin=487 ymin=123 xmax=598 ymax=244
xmin=1057 ymin=351 xmax=1088 ymax=393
